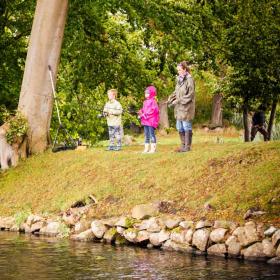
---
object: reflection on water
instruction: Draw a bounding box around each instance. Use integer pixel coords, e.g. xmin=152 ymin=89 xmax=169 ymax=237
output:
xmin=0 ymin=231 xmax=280 ymax=280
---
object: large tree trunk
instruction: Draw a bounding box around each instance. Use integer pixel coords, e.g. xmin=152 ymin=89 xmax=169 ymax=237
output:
xmin=210 ymin=93 xmax=223 ymax=128
xmin=243 ymin=100 xmax=250 ymax=142
xmin=18 ymin=0 xmax=68 ymax=154
xmin=267 ymin=98 xmax=278 ymax=140
xmin=159 ymin=98 xmax=170 ymax=130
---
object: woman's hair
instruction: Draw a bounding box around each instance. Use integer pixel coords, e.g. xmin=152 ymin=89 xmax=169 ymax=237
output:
xmin=107 ymin=88 xmax=118 ymax=97
xmin=178 ymin=61 xmax=190 ymax=72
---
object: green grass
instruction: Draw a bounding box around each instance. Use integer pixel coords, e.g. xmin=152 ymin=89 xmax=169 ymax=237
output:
xmin=0 ymin=129 xmax=279 ymax=226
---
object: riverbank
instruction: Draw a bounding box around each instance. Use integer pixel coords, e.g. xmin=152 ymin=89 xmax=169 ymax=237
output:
xmin=0 ymin=130 xmax=279 ymax=226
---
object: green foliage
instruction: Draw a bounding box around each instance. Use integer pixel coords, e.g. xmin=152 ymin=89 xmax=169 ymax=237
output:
xmin=14 ymin=209 xmax=31 ymax=227
xmin=0 ymin=107 xmax=28 ymax=144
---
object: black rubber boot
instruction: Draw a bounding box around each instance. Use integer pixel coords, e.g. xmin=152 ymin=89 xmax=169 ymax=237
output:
xmin=185 ymin=130 xmax=192 ymax=151
xmin=175 ymin=132 xmax=185 ymax=152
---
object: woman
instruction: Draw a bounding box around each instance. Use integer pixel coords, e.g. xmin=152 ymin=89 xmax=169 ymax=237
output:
xmin=168 ymin=61 xmax=195 ymax=152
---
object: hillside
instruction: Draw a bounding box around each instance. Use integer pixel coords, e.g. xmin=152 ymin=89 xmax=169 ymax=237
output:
xmin=0 ymin=130 xmax=279 ymax=226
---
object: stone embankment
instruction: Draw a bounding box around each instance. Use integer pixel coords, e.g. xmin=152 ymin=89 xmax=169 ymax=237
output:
xmin=0 ymin=202 xmax=280 ymax=265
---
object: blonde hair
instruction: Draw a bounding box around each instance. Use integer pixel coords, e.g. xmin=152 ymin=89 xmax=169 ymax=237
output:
xmin=107 ymin=88 xmax=118 ymax=98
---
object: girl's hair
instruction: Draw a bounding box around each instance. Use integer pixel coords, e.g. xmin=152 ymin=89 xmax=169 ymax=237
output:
xmin=107 ymin=88 xmax=118 ymax=97
xmin=178 ymin=61 xmax=190 ymax=72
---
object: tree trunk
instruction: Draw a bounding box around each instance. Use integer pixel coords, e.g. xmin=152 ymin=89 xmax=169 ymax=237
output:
xmin=18 ymin=0 xmax=68 ymax=154
xmin=243 ymin=101 xmax=250 ymax=142
xmin=159 ymin=98 xmax=170 ymax=130
xmin=267 ymin=98 xmax=278 ymax=140
xmin=210 ymin=93 xmax=223 ymax=128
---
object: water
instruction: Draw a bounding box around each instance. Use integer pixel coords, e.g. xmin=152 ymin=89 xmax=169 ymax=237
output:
xmin=0 ymin=232 xmax=280 ymax=280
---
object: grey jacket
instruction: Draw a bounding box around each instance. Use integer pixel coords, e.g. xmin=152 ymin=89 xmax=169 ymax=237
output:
xmin=168 ymin=73 xmax=195 ymax=121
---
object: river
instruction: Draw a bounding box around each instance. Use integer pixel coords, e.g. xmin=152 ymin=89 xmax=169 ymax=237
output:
xmin=0 ymin=232 xmax=280 ymax=279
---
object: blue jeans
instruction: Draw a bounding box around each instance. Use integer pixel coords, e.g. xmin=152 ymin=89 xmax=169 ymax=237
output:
xmin=144 ymin=126 xmax=156 ymax=143
xmin=176 ymin=120 xmax=192 ymax=132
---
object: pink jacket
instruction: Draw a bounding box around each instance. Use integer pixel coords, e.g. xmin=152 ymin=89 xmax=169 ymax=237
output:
xmin=139 ymin=86 xmax=160 ymax=128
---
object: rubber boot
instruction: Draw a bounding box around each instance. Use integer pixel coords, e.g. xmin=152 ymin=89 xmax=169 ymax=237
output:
xmin=142 ymin=143 xmax=150 ymax=153
xmin=148 ymin=143 xmax=156 ymax=153
xmin=175 ymin=132 xmax=185 ymax=152
xmin=185 ymin=130 xmax=192 ymax=151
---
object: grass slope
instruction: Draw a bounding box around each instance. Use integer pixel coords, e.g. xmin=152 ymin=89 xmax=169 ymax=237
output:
xmin=0 ymin=130 xmax=279 ymax=225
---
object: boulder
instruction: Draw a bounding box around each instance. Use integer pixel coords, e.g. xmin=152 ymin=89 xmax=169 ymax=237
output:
xmin=226 ymin=236 xmax=241 ymax=256
xmin=267 ymin=257 xmax=280 ymax=265
xmin=91 ymin=220 xmax=107 ymax=238
xmin=207 ymin=244 xmax=227 ymax=257
xmin=170 ymin=229 xmax=186 ymax=244
xmin=213 ymin=220 xmax=237 ymax=232
xmin=149 ymin=230 xmax=170 ymax=246
xmin=179 ymin=221 xmax=194 ymax=230
xmin=185 ymin=229 xmax=194 ymax=244
xmin=0 ymin=217 xmax=15 ymax=230
xmin=195 ymin=220 xmax=212 ymax=230
xmin=241 ymin=242 xmax=267 ymax=260
xmin=262 ymin=239 xmax=276 ymax=258
xmin=116 ymin=226 xmax=125 ymax=234
xmin=210 ymin=228 xmax=228 ymax=243
xmin=40 ymin=221 xmax=61 ymax=236
xmin=232 ymin=222 xmax=260 ymax=247
xmin=135 ymin=230 xmax=150 ymax=243
xmin=123 ymin=229 xmax=138 ymax=243
xmin=115 ymin=217 xmax=137 ymax=228
xmin=131 ymin=203 xmax=160 ymax=220
xmin=26 ymin=214 xmax=42 ymax=227
xmin=272 ymin=230 xmax=280 ymax=247
xmin=74 ymin=220 xmax=91 ymax=234
xmin=162 ymin=216 xmax=183 ymax=229
xmin=277 ymin=245 xmax=280 ymax=257
xmin=71 ymin=229 xmax=95 ymax=242
xmin=30 ymin=221 xmax=45 ymax=233
xmin=264 ymin=226 xmax=277 ymax=237
xmin=136 ymin=217 xmax=163 ymax=233
xmin=192 ymin=229 xmax=210 ymax=251
xmin=100 ymin=217 xmax=119 ymax=227
xmin=162 ymin=240 xmax=193 ymax=253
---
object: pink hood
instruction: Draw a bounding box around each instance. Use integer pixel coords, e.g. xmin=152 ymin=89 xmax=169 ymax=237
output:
xmin=139 ymin=86 xmax=160 ymax=128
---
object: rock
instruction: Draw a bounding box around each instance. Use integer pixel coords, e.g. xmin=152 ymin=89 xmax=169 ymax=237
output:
xmin=21 ymin=223 xmax=31 ymax=233
xmin=71 ymin=229 xmax=95 ymax=242
xmin=162 ymin=216 xmax=183 ymax=229
xmin=100 ymin=217 xmax=119 ymax=227
xmin=277 ymin=245 xmax=280 ymax=257
xmin=26 ymin=214 xmax=42 ymax=227
xmin=232 ymin=222 xmax=260 ymax=247
xmin=162 ymin=240 xmax=193 ymax=253
xmin=192 ymin=229 xmax=210 ymax=251
xmin=115 ymin=235 xmax=129 ymax=246
xmin=0 ymin=217 xmax=15 ymax=230
xmin=136 ymin=217 xmax=163 ymax=233
xmin=74 ymin=220 xmax=91 ymax=234
xmin=272 ymin=230 xmax=280 ymax=247
xmin=62 ymin=212 xmax=78 ymax=226
xmin=116 ymin=226 xmax=125 ymax=234
xmin=10 ymin=225 xmax=20 ymax=232
xmin=170 ymin=229 xmax=186 ymax=244
xmin=123 ymin=229 xmax=138 ymax=243
xmin=226 ymin=236 xmax=241 ymax=256
xmin=264 ymin=226 xmax=277 ymax=237
xmin=30 ymin=221 xmax=45 ymax=233
xmin=149 ymin=230 xmax=170 ymax=246
xmin=262 ymin=239 xmax=276 ymax=258
xmin=91 ymin=220 xmax=107 ymax=239
xmin=267 ymin=257 xmax=280 ymax=264
xmin=135 ymin=230 xmax=150 ymax=243
xmin=213 ymin=220 xmax=237 ymax=232
xmin=123 ymin=135 xmax=135 ymax=146
xmin=103 ymin=228 xmax=118 ymax=243
xmin=179 ymin=221 xmax=194 ymax=230
xmin=210 ymin=228 xmax=229 ymax=243
xmin=195 ymin=220 xmax=212 ymax=230
xmin=242 ymin=242 xmax=267 ymax=260
xmin=244 ymin=209 xmax=266 ymax=220
xmin=147 ymin=243 xmax=154 ymax=249
xmin=115 ymin=217 xmax=137 ymax=228
xmin=131 ymin=203 xmax=160 ymax=220
xmin=40 ymin=221 xmax=61 ymax=236
xmin=185 ymin=229 xmax=194 ymax=244
xmin=207 ymin=244 xmax=227 ymax=257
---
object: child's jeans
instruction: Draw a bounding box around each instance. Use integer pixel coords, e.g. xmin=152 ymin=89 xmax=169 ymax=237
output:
xmin=144 ymin=125 xmax=156 ymax=143
xmin=176 ymin=120 xmax=192 ymax=132
xmin=108 ymin=126 xmax=122 ymax=149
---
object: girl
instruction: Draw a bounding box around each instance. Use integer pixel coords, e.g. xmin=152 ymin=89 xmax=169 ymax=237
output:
xmin=138 ymin=85 xmax=160 ymax=153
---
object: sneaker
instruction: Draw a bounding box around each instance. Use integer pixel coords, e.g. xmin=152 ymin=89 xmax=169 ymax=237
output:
xmin=106 ymin=146 xmax=114 ymax=151
xmin=113 ymin=146 xmax=121 ymax=151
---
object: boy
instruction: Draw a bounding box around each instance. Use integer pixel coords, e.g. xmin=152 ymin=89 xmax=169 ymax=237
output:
xmin=103 ymin=89 xmax=123 ymax=151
